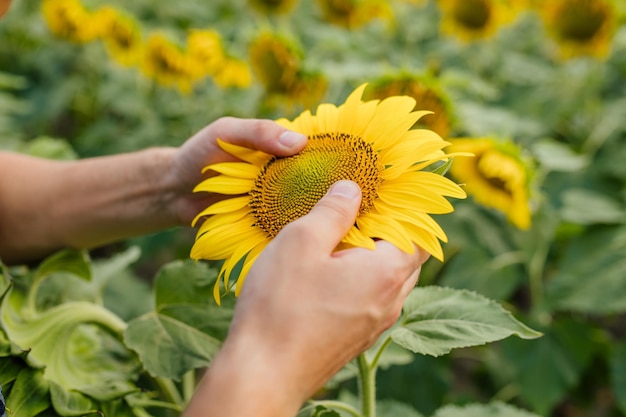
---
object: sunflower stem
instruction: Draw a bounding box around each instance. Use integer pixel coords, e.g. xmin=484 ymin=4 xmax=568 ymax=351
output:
xmin=357 ymin=353 xmax=377 ymax=417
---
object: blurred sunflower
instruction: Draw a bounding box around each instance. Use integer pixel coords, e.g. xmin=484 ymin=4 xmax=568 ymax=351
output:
xmin=186 ymin=29 xmax=225 ymax=80
xmin=42 ymin=0 xmax=102 ymax=43
xmin=248 ymin=0 xmax=299 ymax=14
xmin=190 ymin=84 xmax=467 ymax=303
xmin=365 ymin=73 xmax=455 ymax=139
xmin=248 ymin=31 xmax=302 ymax=94
xmin=97 ymin=6 xmax=142 ymax=67
xmin=212 ymin=57 xmax=253 ymax=89
xmin=316 ymin=0 xmax=393 ymax=28
xmin=141 ymin=33 xmax=197 ymax=93
xmin=436 ymin=0 xmax=518 ymax=42
xmin=447 ymin=138 xmax=532 ymax=230
xmin=539 ymin=0 xmax=617 ymax=59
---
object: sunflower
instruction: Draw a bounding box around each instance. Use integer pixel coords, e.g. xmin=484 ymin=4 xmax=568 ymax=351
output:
xmin=248 ymin=0 xmax=299 ymax=14
xmin=96 ymin=6 xmax=142 ymax=67
xmin=538 ymin=0 xmax=617 ymax=59
xmin=190 ymin=84 xmax=467 ymax=303
xmin=365 ymin=72 xmax=455 ymax=139
xmin=42 ymin=0 xmax=102 ymax=43
xmin=436 ymin=0 xmax=518 ymax=42
xmin=248 ymin=31 xmax=302 ymax=94
xmin=447 ymin=138 xmax=531 ymax=230
xmin=315 ymin=0 xmax=393 ymax=28
xmin=186 ymin=29 xmax=225 ymax=80
xmin=140 ymin=32 xmax=197 ymax=93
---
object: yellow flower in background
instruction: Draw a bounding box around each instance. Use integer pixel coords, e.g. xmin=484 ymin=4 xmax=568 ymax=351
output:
xmin=539 ymin=0 xmax=617 ymax=59
xmin=316 ymin=0 xmax=393 ymax=28
xmin=212 ymin=57 xmax=253 ymax=89
xmin=365 ymin=73 xmax=455 ymax=139
xmin=249 ymin=31 xmax=302 ymax=94
xmin=447 ymin=138 xmax=532 ymax=230
xmin=141 ymin=33 xmax=197 ymax=93
xmin=190 ymin=84 xmax=467 ymax=303
xmin=248 ymin=0 xmax=299 ymax=14
xmin=42 ymin=0 xmax=102 ymax=43
xmin=97 ymin=6 xmax=142 ymax=67
xmin=186 ymin=29 xmax=225 ymax=79
xmin=436 ymin=0 xmax=518 ymax=42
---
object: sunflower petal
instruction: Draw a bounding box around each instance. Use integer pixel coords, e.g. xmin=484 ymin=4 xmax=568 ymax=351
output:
xmin=194 ymin=176 xmax=254 ymax=194
xmin=216 ymin=138 xmax=272 ymax=166
xmin=234 ymin=243 xmax=268 ymax=296
xmin=202 ymin=161 xmax=260 ymax=179
xmin=357 ymin=212 xmax=415 ymax=253
xmin=400 ymin=220 xmax=445 ymax=261
xmin=342 ymin=225 xmax=377 ymax=250
xmin=192 ymin=196 xmax=251 ymax=226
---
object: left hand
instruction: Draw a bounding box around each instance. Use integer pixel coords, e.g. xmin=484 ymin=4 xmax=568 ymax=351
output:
xmin=164 ymin=117 xmax=307 ymax=226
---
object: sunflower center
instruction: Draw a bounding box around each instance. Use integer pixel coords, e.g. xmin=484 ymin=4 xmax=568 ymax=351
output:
xmin=557 ymin=1 xmax=607 ymax=42
xmin=477 ymin=151 xmax=525 ymax=197
xmin=452 ymin=0 xmax=490 ymax=29
xmin=249 ymin=132 xmax=383 ymax=237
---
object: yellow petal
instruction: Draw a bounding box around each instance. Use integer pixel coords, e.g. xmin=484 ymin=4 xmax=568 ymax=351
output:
xmin=400 ymin=220 xmax=444 ymax=261
xmin=196 ymin=208 xmax=249 ymax=236
xmin=377 ymin=186 xmax=454 ymax=214
xmin=386 ymin=171 xmax=467 ymax=199
xmin=235 ymin=243 xmax=268 ymax=296
xmin=193 ymin=176 xmax=254 ymax=194
xmin=357 ymin=212 xmax=415 ymax=253
xmin=342 ymin=225 xmax=377 ymax=250
xmin=316 ymin=103 xmax=339 ymax=132
xmin=202 ymin=161 xmax=260 ymax=179
xmin=373 ymin=200 xmax=448 ymax=242
xmin=192 ymin=196 xmax=250 ymax=227
xmin=216 ymin=138 xmax=272 ymax=166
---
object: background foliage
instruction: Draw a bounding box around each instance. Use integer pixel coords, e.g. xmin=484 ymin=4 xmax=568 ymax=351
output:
xmin=1 ymin=0 xmax=626 ymax=416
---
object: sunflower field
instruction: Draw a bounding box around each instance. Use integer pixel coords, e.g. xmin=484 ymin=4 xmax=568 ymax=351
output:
xmin=1 ymin=0 xmax=626 ymax=416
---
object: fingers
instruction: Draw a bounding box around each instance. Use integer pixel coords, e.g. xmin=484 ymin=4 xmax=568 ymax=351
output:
xmin=286 ymin=181 xmax=362 ymax=254
xmin=207 ymin=117 xmax=307 ymax=156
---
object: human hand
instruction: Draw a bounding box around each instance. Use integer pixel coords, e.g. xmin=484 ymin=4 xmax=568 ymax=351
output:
xmin=183 ymin=180 xmax=428 ymax=417
xmin=164 ymin=117 xmax=307 ymax=226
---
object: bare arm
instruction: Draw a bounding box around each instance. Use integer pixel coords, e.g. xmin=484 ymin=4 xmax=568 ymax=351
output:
xmin=0 ymin=118 xmax=307 ymax=264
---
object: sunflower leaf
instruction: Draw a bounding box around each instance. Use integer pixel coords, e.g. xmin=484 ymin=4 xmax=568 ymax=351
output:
xmin=432 ymin=401 xmax=541 ymax=417
xmin=391 ymin=286 xmax=541 ymax=357
xmin=124 ymin=260 xmax=234 ymax=380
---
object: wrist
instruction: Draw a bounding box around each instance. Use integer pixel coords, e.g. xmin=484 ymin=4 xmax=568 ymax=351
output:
xmin=184 ymin=332 xmax=306 ymax=417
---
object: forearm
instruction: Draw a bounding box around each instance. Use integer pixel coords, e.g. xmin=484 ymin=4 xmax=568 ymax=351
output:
xmin=0 ymin=148 xmax=180 ymax=264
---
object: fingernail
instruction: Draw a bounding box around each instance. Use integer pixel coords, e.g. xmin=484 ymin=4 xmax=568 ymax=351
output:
xmin=278 ymin=131 xmax=306 ymax=149
xmin=329 ymin=180 xmax=360 ymax=199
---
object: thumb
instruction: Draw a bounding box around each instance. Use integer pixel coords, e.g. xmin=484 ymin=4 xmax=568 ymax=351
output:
xmin=294 ymin=180 xmax=362 ymax=253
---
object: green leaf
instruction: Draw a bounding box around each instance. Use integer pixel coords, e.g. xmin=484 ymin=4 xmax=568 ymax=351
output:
xmin=49 ymin=382 xmax=97 ymax=416
xmin=0 ymin=356 xmax=26 ymax=388
xmin=1 ymin=287 xmax=138 ymax=401
xmin=545 ymin=226 xmax=626 ymax=314
xmin=611 ymin=339 xmax=626 ymax=414
xmin=432 ymin=402 xmax=540 ymax=417
xmin=391 ymin=287 xmax=541 ymax=357
xmin=18 ymin=136 xmax=78 ymax=160
xmin=36 ymin=249 xmax=92 ymax=282
xmin=5 ymin=368 xmax=50 ymax=417
xmin=531 ymin=140 xmax=589 ymax=172
xmin=559 ymin=189 xmax=625 ymax=225
xmin=377 ymin=399 xmax=424 ymax=417
xmin=124 ymin=260 xmax=234 ymax=380
xmin=500 ymin=318 xmax=598 ymax=415
xmin=311 ymin=405 xmax=341 ymax=417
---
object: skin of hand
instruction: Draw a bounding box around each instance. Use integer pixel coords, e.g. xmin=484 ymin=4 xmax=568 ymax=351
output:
xmin=0 ymin=118 xmax=307 ymax=264
xmin=183 ymin=180 xmax=428 ymax=417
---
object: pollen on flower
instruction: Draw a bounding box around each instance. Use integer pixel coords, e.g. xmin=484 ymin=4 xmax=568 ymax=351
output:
xmin=249 ymin=132 xmax=383 ymax=237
